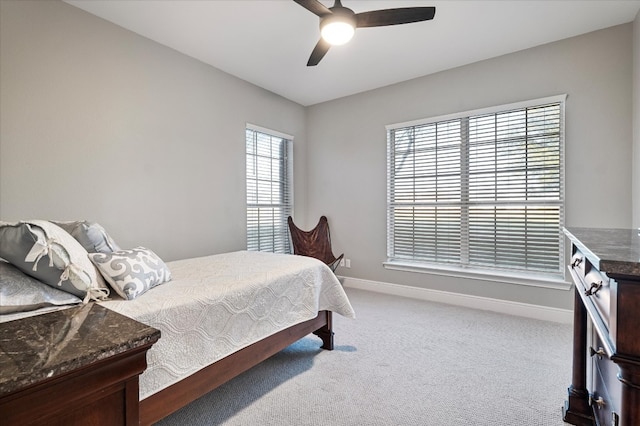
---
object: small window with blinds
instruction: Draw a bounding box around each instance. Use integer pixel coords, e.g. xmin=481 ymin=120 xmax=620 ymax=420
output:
xmin=386 ymin=96 xmax=565 ymax=279
xmin=246 ymin=125 xmax=293 ymax=253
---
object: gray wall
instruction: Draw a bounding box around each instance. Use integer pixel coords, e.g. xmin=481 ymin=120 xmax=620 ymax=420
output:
xmin=0 ymin=0 xmax=307 ymax=262
xmin=1 ymin=1 xmax=636 ymax=311
xmin=306 ymin=24 xmax=634 ymax=310
xmin=634 ymin=10 xmax=640 ymax=229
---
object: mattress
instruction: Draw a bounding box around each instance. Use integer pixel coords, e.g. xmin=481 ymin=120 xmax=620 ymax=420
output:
xmin=99 ymin=250 xmax=355 ymax=400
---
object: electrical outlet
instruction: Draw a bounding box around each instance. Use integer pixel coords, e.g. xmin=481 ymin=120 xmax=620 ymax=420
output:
xmin=339 ymin=258 xmax=345 ymax=267
xmin=345 ymin=259 xmax=351 ymax=268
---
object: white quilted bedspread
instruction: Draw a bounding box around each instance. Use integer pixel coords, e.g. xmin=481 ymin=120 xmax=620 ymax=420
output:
xmin=99 ymin=250 xmax=355 ymax=400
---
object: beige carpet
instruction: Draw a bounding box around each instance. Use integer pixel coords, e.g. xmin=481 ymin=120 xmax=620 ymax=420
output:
xmin=156 ymin=287 xmax=573 ymax=425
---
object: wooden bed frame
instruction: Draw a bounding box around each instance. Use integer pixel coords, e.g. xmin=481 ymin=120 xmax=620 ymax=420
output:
xmin=139 ymin=310 xmax=334 ymax=425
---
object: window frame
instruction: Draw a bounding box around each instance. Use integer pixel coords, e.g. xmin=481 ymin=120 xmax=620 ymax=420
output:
xmin=384 ymin=95 xmax=570 ymax=289
xmin=245 ymin=123 xmax=294 ymax=254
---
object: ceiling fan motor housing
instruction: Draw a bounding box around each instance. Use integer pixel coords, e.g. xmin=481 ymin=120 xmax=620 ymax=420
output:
xmin=320 ymin=5 xmax=357 ymax=45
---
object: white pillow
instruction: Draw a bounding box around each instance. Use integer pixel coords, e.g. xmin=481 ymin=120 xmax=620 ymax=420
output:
xmin=0 ymin=261 xmax=82 ymax=314
xmin=0 ymin=220 xmax=109 ymax=301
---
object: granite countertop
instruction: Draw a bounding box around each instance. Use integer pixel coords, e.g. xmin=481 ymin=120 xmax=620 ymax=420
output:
xmin=564 ymin=227 xmax=640 ymax=277
xmin=0 ymin=303 xmax=160 ymax=395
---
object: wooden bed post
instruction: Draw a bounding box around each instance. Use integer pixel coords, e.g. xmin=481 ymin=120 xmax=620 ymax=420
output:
xmin=313 ymin=311 xmax=334 ymax=350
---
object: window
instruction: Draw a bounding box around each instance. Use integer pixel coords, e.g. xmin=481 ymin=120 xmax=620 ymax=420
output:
xmin=246 ymin=124 xmax=293 ymax=253
xmin=386 ymin=96 xmax=565 ymax=280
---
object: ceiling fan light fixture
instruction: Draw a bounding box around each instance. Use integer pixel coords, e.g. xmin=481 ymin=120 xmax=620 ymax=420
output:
xmin=320 ymin=15 xmax=355 ymax=45
xmin=296 ymin=0 xmax=436 ymax=66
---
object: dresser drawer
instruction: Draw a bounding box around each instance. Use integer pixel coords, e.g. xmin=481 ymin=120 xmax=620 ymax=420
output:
xmin=590 ymin=334 xmax=621 ymax=426
xmin=570 ymin=248 xmax=612 ymax=329
xmin=591 ymin=335 xmax=622 ymax=404
xmin=592 ymin=364 xmax=620 ymax=426
xmin=570 ymin=248 xmax=587 ymax=279
xmin=583 ymin=269 xmax=611 ymax=327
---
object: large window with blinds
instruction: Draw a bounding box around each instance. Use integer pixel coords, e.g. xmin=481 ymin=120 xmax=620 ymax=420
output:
xmin=386 ymin=96 xmax=565 ymax=279
xmin=246 ymin=125 xmax=293 ymax=253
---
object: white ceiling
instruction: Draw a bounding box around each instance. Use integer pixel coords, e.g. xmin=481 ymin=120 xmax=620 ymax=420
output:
xmin=65 ymin=0 xmax=640 ymax=106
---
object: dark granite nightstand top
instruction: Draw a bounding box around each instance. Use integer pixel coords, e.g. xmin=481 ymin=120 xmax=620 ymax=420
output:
xmin=564 ymin=227 xmax=640 ymax=277
xmin=0 ymin=303 xmax=160 ymax=395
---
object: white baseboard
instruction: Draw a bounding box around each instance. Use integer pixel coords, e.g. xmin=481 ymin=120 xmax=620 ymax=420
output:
xmin=340 ymin=276 xmax=573 ymax=324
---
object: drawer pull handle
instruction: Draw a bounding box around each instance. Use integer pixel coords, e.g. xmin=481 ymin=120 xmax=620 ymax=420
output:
xmin=585 ymin=281 xmax=603 ymax=296
xmin=589 ymin=395 xmax=606 ymax=409
xmin=589 ymin=346 xmax=605 ymax=358
xmin=594 ymin=397 xmax=605 ymax=409
xmin=571 ymin=257 xmax=583 ymax=268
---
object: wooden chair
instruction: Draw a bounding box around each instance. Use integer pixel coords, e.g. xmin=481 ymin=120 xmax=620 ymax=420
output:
xmin=287 ymin=216 xmax=343 ymax=273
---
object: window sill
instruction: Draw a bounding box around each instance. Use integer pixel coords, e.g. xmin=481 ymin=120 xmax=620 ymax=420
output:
xmin=382 ymin=260 xmax=572 ymax=291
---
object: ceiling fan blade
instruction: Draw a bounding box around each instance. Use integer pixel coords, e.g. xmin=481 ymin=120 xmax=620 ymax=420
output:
xmin=355 ymin=7 xmax=436 ymax=28
xmin=307 ymin=38 xmax=331 ymax=66
xmin=293 ymin=0 xmax=332 ymax=17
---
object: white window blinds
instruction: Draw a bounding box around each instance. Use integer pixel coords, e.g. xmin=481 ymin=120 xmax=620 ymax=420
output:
xmin=387 ymin=96 xmax=565 ymax=278
xmin=246 ymin=125 xmax=293 ymax=253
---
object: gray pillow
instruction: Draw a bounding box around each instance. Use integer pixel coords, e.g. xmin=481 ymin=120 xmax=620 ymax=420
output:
xmin=51 ymin=221 xmax=121 ymax=253
xmin=0 ymin=220 xmax=110 ymax=301
xmin=0 ymin=261 xmax=82 ymax=314
xmin=89 ymin=247 xmax=171 ymax=300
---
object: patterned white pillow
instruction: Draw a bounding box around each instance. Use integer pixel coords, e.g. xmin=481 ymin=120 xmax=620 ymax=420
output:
xmin=89 ymin=247 xmax=171 ymax=300
xmin=0 ymin=220 xmax=110 ymax=302
xmin=0 ymin=261 xmax=82 ymax=314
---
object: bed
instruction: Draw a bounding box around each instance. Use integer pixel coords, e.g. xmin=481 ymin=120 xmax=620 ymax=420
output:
xmin=0 ymin=221 xmax=355 ymax=426
xmin=99 ymin=250 xmax=355 ymax=424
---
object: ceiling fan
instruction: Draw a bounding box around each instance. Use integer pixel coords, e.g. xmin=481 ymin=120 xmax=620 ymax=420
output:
xmin=294 ymin=0 xmax=436 ymax=66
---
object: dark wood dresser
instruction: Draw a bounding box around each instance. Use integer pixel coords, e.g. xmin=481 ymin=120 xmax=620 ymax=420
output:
xmin=562 ymin=228 xmax=640 ymax=426
xmin=0 ymin=303 xmax=160 ymax=425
